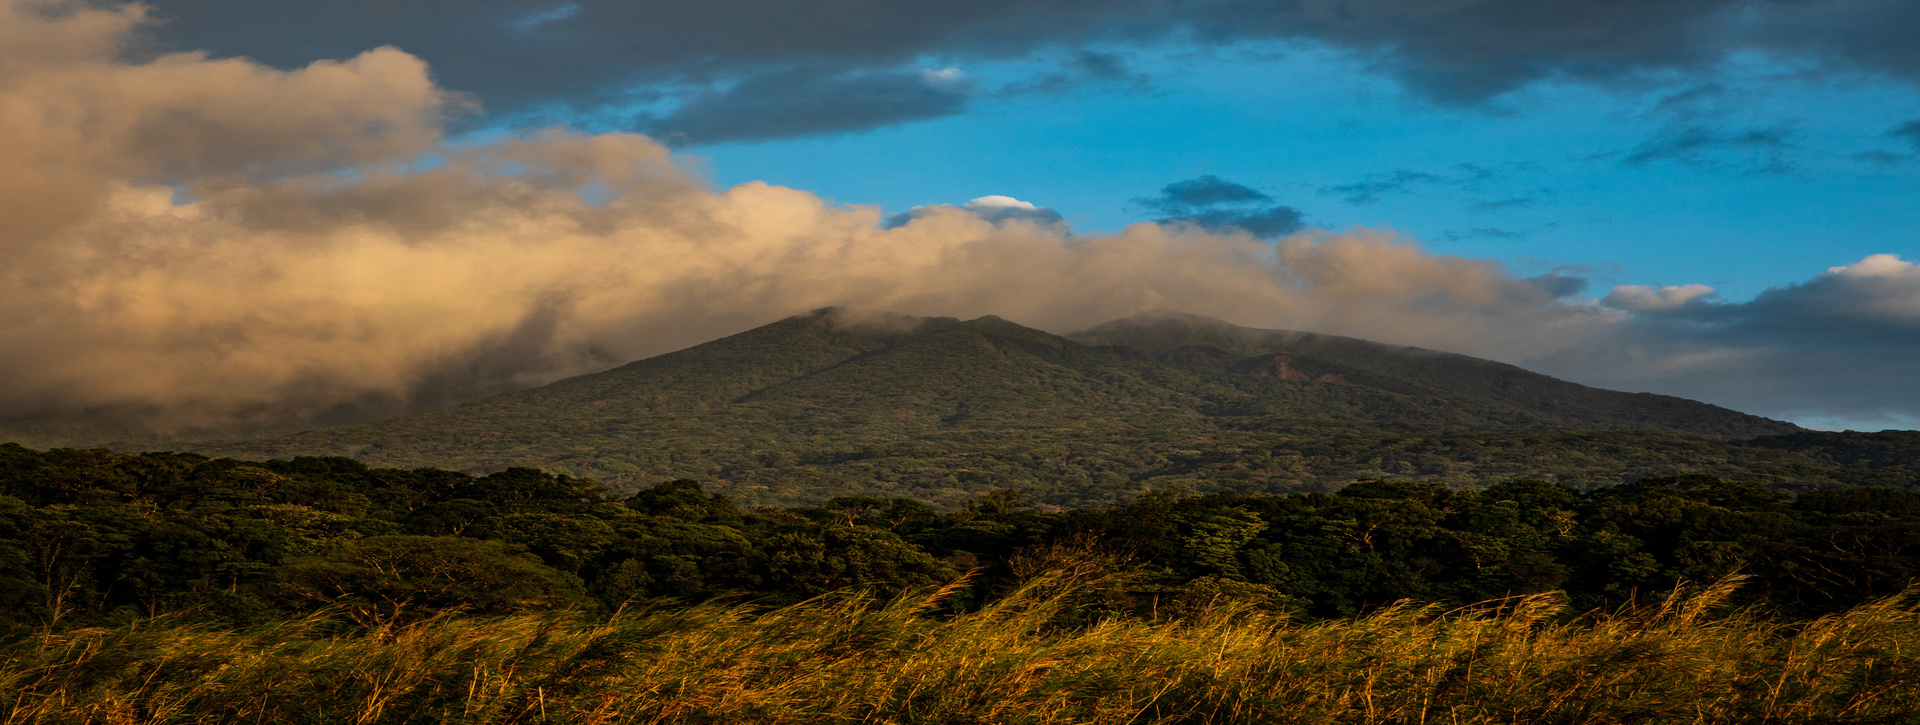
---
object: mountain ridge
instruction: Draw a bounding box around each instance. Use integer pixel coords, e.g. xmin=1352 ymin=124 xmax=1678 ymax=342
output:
xmin=174 ymin=308 xmax=1866 ymax=507
xmin=1071 ymin=311 xmax=1793 ymax=438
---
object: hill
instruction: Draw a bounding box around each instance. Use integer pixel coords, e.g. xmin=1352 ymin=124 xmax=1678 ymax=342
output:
xmin=1070 ymin=311 xmax=1796 ymax=438
xmin=180 ymin=308 xmax=1920 ymax=507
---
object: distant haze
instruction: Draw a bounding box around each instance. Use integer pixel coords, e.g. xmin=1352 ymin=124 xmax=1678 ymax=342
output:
xmin=1 ymin=0 xmax=1917 ymax=438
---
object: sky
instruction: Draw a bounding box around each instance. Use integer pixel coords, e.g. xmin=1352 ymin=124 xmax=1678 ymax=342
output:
xmin=0 ymin=0 xmax=1916 ymax=435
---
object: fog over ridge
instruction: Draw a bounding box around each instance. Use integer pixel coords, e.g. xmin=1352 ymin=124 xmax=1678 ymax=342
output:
xmin=1 ymin=0 xmax=1917 ymax=436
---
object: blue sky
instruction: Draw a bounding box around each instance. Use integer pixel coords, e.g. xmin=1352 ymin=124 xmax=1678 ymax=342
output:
xmin=689 ymin=43 xmax=1920 ymax=302
xmin=3 ymin=0 xmax=1919 ymax=433
xmin=131 ymin=0 xmax=1920 ymax=302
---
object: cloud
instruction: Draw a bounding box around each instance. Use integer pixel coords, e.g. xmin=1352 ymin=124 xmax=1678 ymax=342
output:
xmin=4 ymin=0 xmax=1920 ymax=435
xmin=1601 ymin=283 xmax=1718 ymax=312
xmin=141 ymin=0 xmax=1154 ymax=140
xmin=1320 ymin=169 xmax=1447 ymax=205
xmin=1526 ymin=273 xmax=1589 ymax=299
xmin=995 ymin=49 xmax=1152 ymax=97
xmin=1891 ymin=120 xmax=1920 ymax=151
xmin=1324 ymin=164 xmax=1548 ymax=212
xmin=645 ymin=66 xmax=976 ymax=145
xmin=1855 ymin=120 xmax=1920 ymax=165
xmin=133 ymin=0 xmax=1920 ymax=139
xmin=1649 ymin=83 xmax=1732 ymax=119
xmin=884 ymin=195 xmax=1067 ymax=228
xmin=1157 ymin=207 xmax=1307 ymax=238
xmin=1621 ymin=124 xmax=1799 ymax=174
xmin=1135 ymin=175 xmax=1271 ymax=212
xmin=1542 ymin=254 xmax=1920 ymax=429
xmin=1439 ymin=227 xmax=1527 ymax=242
xmin=958 ymin=196 xmax=1069 ymax=226
xmin=1831 ymin=253 xmax=1915 ymax=279
xmin=1471 ymin=197 xmax=1539 ymax=212
xmin=1855 ymin=150 xmax=1907 ymax=166
xmin=1130 ymin=175 xmax=1304 ymax=238
xmin=1742 ymin=0 xmax=1920 ymax=87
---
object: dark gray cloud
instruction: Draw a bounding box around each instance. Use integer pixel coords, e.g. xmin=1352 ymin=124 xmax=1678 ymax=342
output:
xmin=645 ymin=67 xmax=975 ymax=145
xmin=135 ymin=0 xmax=1920 ymax=141
xmin=1137 ymin=175 xmax=1271 ymax=211
xmin=995 ymin=50 xmax=1152 ymax=97
xmin=141 ymin=0 xmax=1156 ymax=139
xmin=1526 ymin=273 xmax=1589 ymax=299
xmin=1541 ymin=254 xmax=1920 ymax=428
xmin=1188 ymin=0 xmax=1741 ymax=104
xmin=1621 ymin=124 xmax=1798 ymax=174
xmin=1192 ymin=0 xmax=1920 ymax=103
xmin=1743 ymin=0 xmax=1920 ymax=88
xmin=1131 ymin=176 xmax=1304 ymax=238
xmin=1159 ymin=207 xmax=1306 ymax=238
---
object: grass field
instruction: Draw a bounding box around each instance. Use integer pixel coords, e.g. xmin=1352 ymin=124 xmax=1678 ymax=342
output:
xmin=4 ymin=574 xmax=1918 ymax=724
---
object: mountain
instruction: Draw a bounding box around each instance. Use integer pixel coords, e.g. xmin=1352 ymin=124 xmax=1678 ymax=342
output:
xmin=1070 ymin=311 xmax=1796 ymax=439
xmin=193 ymin=308 xmax=1898 ymax=508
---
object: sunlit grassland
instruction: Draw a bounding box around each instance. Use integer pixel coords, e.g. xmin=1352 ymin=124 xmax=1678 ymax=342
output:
xmin=4 ymin=576 xmax=1917 ymax=724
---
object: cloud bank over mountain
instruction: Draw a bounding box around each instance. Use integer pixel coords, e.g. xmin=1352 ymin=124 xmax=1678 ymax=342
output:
xmin=1 ymin=0 xmax=1916 ymax=432
xmin=135 ymin=0 xmax=1920 ymax=141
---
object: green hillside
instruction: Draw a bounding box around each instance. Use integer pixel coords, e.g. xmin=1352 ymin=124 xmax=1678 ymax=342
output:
xmin=186 ymin=309 xmax=1920 ymax=508
xmin=1070 ymin=311 xmax=1797 ymax=438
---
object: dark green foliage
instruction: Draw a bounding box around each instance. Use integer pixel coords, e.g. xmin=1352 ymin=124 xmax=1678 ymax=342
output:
xmin=0 ymin=442 xmax=1917 ymax=634
xmin=0 ymin=444 xmax=957 ymax=630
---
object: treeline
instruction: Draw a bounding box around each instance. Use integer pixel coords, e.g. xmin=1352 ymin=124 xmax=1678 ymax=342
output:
xmin=211 ymin=423 xmax=1920 ymax=510
xmin=1 ymin=442 xmax=1917 ymax=632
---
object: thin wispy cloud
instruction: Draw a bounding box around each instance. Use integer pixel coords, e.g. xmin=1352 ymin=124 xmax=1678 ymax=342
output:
xmin=1622 ymin=124 xmax=1800 ymax=174
xmin=1471 ymin=196 xmax=1540 ymax=213
xmin=1440 ymin=227 xmax=1527 ymax=242
xmin=1319 ymin=163 xmax=1542 ymax=207
xmin=1320 ymin=169 xmax=1447 ymax=205
xmin=1892 ymin=120 xmax=1920 ymax=151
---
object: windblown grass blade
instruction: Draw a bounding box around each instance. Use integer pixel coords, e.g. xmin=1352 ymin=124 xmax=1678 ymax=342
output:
xmin=3 ymin=577 xmax=1917 ymax=724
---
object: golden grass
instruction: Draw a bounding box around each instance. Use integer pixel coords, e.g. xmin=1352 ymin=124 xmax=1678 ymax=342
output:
xmin=4 ymin=575 xmax=1918 ymax=724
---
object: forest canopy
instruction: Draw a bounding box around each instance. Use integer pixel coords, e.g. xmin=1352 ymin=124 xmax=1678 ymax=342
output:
xmin=2 ymin=442 xmax=1916 ymax=632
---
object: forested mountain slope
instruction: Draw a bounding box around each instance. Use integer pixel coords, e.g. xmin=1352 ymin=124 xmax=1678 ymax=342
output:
xmin=1070 ymin=311 xmax=1796 ymax=439
xmin=189 ymin=309 xmax=1890 ymax=507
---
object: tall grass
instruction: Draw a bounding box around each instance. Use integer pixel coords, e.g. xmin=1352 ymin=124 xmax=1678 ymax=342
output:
xmin=4 ymin=575 xmax=1918 ymax=724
